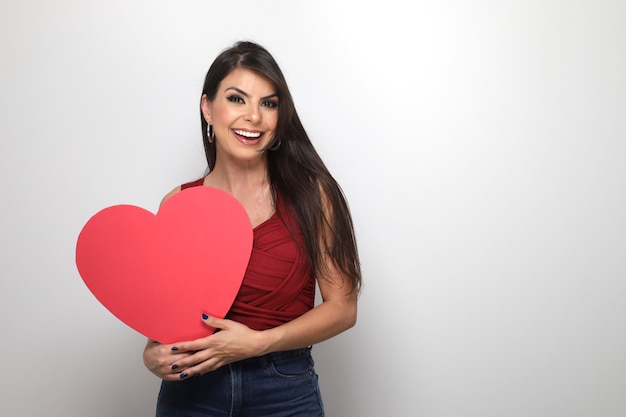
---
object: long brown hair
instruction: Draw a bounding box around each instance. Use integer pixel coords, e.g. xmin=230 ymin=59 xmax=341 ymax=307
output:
xmin=200 ymin=41 xmax=361 ymax=293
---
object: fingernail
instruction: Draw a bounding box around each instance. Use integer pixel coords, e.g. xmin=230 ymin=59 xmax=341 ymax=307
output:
xmin=179 ymin=372 xmax=188 ymax=379
xmin=171 ymin=364 xmax=178 ymax=370
xmin=202 ymin=313 xmax=209 ymax=320
xmin=171 ymin=346 xmax=178 ymax=351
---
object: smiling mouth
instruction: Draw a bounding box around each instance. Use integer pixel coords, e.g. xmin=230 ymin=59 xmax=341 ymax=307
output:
xmin=233 ymin=129 xmax=262 ymax=139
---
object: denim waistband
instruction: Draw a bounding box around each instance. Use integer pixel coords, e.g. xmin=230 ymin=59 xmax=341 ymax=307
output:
xmin=240 ymin=346 xmax=312 ymax=368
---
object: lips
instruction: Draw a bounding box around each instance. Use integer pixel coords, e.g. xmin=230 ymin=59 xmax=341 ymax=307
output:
xmin=233 ymin=129 xmax=261 ymax=138
xmin=232 ymin=129 xmax=262 ymax=145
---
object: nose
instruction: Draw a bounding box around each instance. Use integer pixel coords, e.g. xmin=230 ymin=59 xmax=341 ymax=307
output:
xmin=245 ymin=105 xmax=260 ymax=123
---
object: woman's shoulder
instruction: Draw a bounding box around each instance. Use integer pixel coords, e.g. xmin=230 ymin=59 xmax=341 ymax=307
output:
xmin=159 ymin=178 xmax=205 ymax=207
xmin=159 ymin=186 xmax=181 ymax=208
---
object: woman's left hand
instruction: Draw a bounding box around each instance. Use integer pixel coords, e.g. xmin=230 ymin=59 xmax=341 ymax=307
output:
xmin=168 ymin=315 xmax=266 ymax=378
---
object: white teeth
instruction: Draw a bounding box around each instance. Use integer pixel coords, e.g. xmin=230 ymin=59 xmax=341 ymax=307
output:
xmin=234 ymin=129 xmax=261 ymax=138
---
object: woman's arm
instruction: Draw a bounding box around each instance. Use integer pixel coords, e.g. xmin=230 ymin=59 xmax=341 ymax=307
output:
xmin=143 ymin=267 xmax=356 ymax=380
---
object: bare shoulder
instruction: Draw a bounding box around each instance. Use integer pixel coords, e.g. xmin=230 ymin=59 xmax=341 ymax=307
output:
xmin=160 ymin=185 xmax=182 ymax=208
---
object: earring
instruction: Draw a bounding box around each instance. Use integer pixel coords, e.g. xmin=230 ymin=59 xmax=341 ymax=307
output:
xmin=208 ymin=125 xmax=215 ymax=143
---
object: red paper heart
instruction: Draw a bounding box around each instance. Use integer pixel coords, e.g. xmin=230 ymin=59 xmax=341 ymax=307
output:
xmin=75 ymin=186 xmax=252 ymax=344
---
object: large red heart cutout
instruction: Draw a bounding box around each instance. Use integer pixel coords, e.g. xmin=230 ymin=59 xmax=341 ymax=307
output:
xmin=75 ymin=186 xmax=252 ymax=344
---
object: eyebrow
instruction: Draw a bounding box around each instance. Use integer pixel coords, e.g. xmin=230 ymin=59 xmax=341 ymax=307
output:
xmin=225 ymin=86 xmax=278 ymax=101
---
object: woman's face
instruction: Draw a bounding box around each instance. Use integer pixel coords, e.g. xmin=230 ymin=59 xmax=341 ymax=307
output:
xmin=202 ymin=68 xmax=279 ymax=165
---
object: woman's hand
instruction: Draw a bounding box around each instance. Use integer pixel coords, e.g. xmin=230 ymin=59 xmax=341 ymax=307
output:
xmin=143 ymin=339 xmax=196 ymax=381
xmin=143 ymin=315 xmax=267 ymax=381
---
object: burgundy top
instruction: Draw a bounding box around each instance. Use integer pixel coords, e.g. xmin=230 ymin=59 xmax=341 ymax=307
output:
xmin=181 ymin=179 xmax=315 ymax=330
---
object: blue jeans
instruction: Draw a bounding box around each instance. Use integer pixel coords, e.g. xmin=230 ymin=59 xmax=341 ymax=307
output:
xmin=156 ymin=347 xmax=325 ymax=417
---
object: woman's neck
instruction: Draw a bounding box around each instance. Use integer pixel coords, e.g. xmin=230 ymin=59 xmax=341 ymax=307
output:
xmin=205 ymin=158 xmax=269 ymax=201
xmin=205 ymin=158 xmax=274 ymax=228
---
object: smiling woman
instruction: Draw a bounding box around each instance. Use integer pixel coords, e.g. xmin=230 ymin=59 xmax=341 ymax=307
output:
xmin=142 ymin=41 xmax=362 ymax=417
xmin=201 ymin=68 xmax=280 ymax=169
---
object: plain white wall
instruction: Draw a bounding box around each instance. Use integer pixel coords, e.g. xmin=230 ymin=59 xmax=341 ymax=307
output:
xmin=1 ymin=1 xmax=625 ymax=416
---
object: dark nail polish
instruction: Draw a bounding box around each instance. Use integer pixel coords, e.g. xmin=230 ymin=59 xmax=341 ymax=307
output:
xmin=171 ymin=364 xmax=178 ymax=370
xmin=171 ymin=346 xmax=178 ymax=351
xmin=179 ymin=372 xmax=188 ymax=379
xmin=202 ymin=313 xmax=209 ymax=320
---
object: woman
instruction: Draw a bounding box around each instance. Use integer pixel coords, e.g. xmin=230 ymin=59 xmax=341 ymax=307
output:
xmin=143 ymin=41 xmax=361 ymax=417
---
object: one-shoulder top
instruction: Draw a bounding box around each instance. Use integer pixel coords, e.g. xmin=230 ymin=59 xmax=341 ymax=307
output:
xmin=181 ymin=178 xmax=315 ymax=330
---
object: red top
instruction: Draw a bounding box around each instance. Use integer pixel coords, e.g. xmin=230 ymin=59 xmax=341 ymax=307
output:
xmin=181 ymin=179 xmax=315 ymax=330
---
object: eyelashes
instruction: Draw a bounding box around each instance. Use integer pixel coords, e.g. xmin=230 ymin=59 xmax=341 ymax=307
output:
xmin=227 ymin=95 xmax=244 ymax=104
xmin=262 ymin=100 xmax=279 ymax=109
xmin=226 ymin=94 xmax=279 ymax=109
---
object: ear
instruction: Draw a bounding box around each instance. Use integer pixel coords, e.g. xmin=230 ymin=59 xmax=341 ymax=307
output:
xmin=201 ymin=94 xmax=212 ymax=124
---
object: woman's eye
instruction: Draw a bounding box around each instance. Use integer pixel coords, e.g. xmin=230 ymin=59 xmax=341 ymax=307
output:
xmin=227 ymin=95 xmax=244 ymax=104
xmin=262 ymin=100 xmax=278 ymax=109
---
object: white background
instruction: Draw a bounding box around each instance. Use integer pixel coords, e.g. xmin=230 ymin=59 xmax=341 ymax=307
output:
xmin=1 ymin=1 xmax=625 ymax=416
